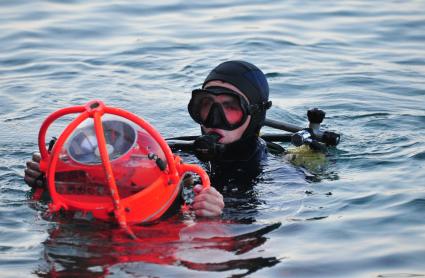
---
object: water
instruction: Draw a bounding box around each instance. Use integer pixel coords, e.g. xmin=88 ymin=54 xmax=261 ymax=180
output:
xmin=1 ymin=1 xmax=424 ymax=277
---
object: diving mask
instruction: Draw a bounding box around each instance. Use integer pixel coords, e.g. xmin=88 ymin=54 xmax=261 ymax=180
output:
xmin=188 ymin=86 xmax=252 ymax=130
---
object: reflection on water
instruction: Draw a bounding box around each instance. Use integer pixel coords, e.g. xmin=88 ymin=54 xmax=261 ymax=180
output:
xmin=36 ymin=216 xmax=281 ymax=277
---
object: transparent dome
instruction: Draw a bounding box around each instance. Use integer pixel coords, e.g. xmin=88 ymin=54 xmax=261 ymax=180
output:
xmin=55 ymin=117 xmax=167 ymax=198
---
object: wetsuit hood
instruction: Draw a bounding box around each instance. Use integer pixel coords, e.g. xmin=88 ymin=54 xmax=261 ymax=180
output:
xmin=202 ymin=60 xmax=271 ymax=139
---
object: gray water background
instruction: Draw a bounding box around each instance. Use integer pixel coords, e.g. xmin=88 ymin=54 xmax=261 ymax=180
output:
xmin=0 ymin=1 xmax=424 ymax=277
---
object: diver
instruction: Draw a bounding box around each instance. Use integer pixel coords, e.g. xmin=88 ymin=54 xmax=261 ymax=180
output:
xmin=24 ymin=60 xmax=273 ymax=219
xmin=182 ymin=60 xmax=273 ymax=207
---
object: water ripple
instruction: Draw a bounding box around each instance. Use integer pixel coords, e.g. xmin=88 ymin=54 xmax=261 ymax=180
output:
xmin=1 ymin=0 xmax=425 ymax=277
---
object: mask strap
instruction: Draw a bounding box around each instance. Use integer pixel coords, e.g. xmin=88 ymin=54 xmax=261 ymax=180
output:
xmin=248 ymin=100 xmax=272 ymax=115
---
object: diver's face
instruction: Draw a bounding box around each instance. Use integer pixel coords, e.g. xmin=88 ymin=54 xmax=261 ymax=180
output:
xmin=201 ymin=81 xmax=250 ymax=144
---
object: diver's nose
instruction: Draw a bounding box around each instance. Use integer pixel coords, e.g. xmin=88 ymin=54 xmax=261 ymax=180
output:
xmin=204 ymin=103 xmax=225 ymax=128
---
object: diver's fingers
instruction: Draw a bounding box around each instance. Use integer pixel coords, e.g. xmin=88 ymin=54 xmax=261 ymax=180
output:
xmin=24 ymin=175 xmax=35 ymax=187
xmin=193 ymin=187 xmax=224 ymax=208
xmin=193 ymin=184 xmax=203 ymax=194
xmin=194 ymin=208 xmax=222 ymax=217
xmin=192 ymin=187 xmax=224 ymax=217
xmin=24 ymin=174 xmax=43 ymax=188
xmin=24 ymin=177 xmax=44 ymax=188
xmin=24 ymin=169 xmax=45 ymax=188
xmin=25 ymin=167 xmax=41 ymax=179
xmin=32 ymin=152 xmax=41 ymax=162
xmin=26 ymin=160 xmax=40 ymax=172
xmin=193 ymin=198 xmax=223 ymax=217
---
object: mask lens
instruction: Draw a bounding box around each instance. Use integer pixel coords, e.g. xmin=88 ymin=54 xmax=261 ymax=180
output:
xmin=189 ymin=88 xmax=248 ymax=130
xmin=198 ymin=94 xmax=243 ymax=124
xmin=220 ymin=96 xmax=244 ymax=124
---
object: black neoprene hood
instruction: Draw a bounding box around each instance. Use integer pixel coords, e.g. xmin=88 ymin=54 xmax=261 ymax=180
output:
xmin=202 ymin=60 xmax=271 ymax=138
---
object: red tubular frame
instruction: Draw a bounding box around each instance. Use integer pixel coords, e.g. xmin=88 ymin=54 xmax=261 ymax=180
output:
xmin=37 ymin=100 xmax=210 ymax=238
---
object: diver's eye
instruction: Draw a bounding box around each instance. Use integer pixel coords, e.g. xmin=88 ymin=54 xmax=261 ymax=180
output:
xmin=200 ymin=97 xmax=214 ymax=111
xmin=199 ymin=97 xmax=215 ymax=120
xmin=222 ymin=101 xmax=244 ymax=124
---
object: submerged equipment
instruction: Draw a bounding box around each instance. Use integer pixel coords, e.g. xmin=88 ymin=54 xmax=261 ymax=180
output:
xmin=36 ymin=100 xmax=210 ymax=238
xmin=287 ymin=108 xmax=340 ymax=150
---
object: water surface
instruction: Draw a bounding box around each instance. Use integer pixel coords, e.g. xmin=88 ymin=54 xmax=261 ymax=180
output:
xmin=1 ymin=1 xmax=424 ymax=277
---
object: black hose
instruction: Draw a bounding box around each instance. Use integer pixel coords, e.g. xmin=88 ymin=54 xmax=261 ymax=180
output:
xmin=264 ymin=119 xmax=302 ymax=133
xmin=167 ymin=141 xmax=194 ymax=152
xmin=165 ymin=135 xmax=198 ymax=141
xmin=260 ymin=133 xmax=293 ymax=142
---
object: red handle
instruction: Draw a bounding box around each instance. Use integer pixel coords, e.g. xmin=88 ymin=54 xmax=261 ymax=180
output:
xmin=177 ymin=162 xmax=210 ymax=189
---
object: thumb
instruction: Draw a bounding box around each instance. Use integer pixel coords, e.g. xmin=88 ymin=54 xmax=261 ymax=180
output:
xmin=193 ymin=184 xmax=204 ymax=195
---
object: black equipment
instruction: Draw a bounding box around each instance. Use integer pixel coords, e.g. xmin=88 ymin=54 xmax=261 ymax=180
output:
xmin=167 ymin=108 xmax=341 ymax=156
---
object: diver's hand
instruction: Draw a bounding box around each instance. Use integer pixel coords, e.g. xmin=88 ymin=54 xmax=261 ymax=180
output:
xmin=24 ymin=153 xmax=44 ymax=188
xmin=192 ymin=184 xmax=224 ymax=217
